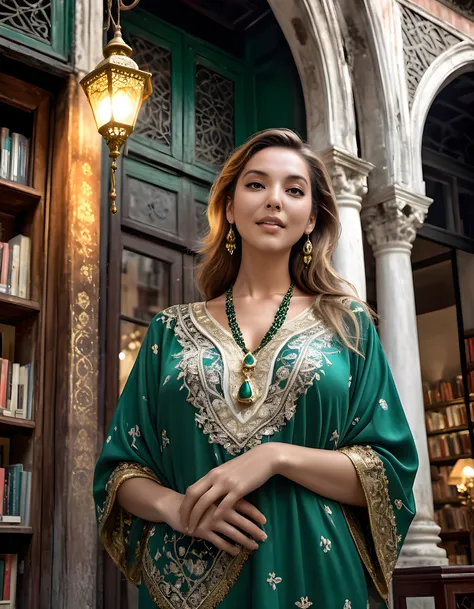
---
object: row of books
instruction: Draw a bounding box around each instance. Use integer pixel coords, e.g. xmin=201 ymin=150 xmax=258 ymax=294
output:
xmin=443 ymin=541 xmax=470 ymax=566
xmin=0 ymin=555 xmax=17 ymax=606
xmin=0 ymin=234 xmax=31 ymax=299
xmin=0 ymin=359 xmax=33 ymax=420
xmin=0 ymin=465 xmax=32 ymax=525
xmin=466 ymin=337 xmax=474 ymax=365
xmin=423 ymin=378 xmax=464 ymax=406
xmin=431 ymin=465 xmax=458 ymax=500
xmin=425 ymin=402 xmax=474 ymax=432
xmin=428 ymin=430 xmax=470 ymax=460
xmin=0 ymin=127 xmax=29 ymax=185
xmin=434 ymin=505 xmax=469 ymax=531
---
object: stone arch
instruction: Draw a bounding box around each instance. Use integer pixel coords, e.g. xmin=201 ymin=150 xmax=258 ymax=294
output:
xmin=266 ymin=0 xmax=358 ymax=155
xmin=336 ymin=0 xmax=405 ymax=190
xmin=410 ymin=40 xmax=474 ymax=194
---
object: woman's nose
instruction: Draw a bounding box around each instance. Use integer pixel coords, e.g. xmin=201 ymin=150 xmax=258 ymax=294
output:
xmin=265 ymin=192 xmax=282 ymax=210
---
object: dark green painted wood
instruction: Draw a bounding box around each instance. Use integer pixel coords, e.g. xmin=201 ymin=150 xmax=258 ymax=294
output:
xmin=0 ymin=0 xmax=73 ymax=61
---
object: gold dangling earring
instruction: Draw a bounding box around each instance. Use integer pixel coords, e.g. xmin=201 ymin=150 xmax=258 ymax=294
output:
xmin=303 ymin=235 xmax=313 ymax=267
xmin=226 ymin=224 xmax=236 ymax=255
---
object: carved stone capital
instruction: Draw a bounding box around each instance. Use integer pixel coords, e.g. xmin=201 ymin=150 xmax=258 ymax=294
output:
xmin=320 ymin=146 xmax=374 ymax=210
xmin=362 ymin=185 xmax=432 ymax=252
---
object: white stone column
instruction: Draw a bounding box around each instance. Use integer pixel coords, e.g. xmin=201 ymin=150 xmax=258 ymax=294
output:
xmin=362 ymin=185 xmax=448 ymax=566
xmin=321 ymin=147 xmax=374 ymax=301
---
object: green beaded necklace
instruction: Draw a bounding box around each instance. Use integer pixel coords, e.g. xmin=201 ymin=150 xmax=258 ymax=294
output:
xmin=225 ymin=282 xmax=295 ymax=405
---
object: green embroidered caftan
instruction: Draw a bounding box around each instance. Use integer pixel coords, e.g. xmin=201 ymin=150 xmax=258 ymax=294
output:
xmin=94 ymin=302 xmax=418 ymax=609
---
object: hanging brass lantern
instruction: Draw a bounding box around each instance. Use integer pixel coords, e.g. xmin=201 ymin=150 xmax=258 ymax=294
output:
xmin=80 ymin=3 xmax=151 ymax=214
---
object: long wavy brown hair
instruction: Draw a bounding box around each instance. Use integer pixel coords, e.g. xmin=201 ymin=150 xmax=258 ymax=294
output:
xmin=196 ymin=128 xmax=372 ymax=352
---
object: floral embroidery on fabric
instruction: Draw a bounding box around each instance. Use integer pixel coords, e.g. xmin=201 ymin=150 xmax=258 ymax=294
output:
xmin=352 ymin=418 xmax=360 ymax=426
xmin=163 ymin=375 xmax=171 ymax=386
xmin=161 ymin=429 xmax=170 ymax=452
xmin=343 ymin=601 xmax=352 ymax=609
xmin=348 ymin=375 xmax=352 ymax=388
xmin=397 ymin=534 xmax=403 ymax=544
xmin=330 ymin=430 xmax=339 ymax=449
xmin=141 ymin=527 xmax=250 ymax=609
xmin=267 ymin=572 xmax=282 ymax=590
xmin=379 ymin=399 xmax=388 ymax=410
xmin=106 ymin=435 xmax=111 ymax=443
xmin=128 ymin=425 xmax=141 ymax=450
xmin=320 ymin=536 xmax=332 ymax=553
xmin=324 ymin=504 xmax=335 ymax=526
xmin=395 ymin=499 xmax=403 ymax=510
xmin=295 ymin=597 xmax=313 ymax=608
xmin=167 ymin=303 xmax=338 ymax=455
xmin=152 ymin=344 xmax=159 ymax=355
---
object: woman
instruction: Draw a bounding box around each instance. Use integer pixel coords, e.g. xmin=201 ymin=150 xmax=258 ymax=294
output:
xmin=94 ymin=129 xmax=418 ymax=609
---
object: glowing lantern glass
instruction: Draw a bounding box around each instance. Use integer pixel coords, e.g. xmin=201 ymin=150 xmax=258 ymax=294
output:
xmin=80 ymin=26 xmax=152 ymax=213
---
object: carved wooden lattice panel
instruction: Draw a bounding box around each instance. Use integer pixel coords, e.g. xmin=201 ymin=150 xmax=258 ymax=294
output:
xmin=0 ymin=0 xmax=52 ymax=41
xmin=195 ymin=62 xmax=235 ymax=167
xmin=128 ymin=177 xmax=178 ymax=235
xmin=400 ymin=4 xmax=461 ymax=105
xmin=456 ymin=594 xmax=474 ymax=609
xmin=129 ymin=35 xmax=172 ymax=147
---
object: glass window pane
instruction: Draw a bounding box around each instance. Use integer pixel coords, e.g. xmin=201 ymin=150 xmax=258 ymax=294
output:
xmin=121 ymin=249 xmax=170 ymax=322
xmin=119 ymin=320 xmax=147 ymax=395
xmin=425 ymin=176 xmax=451 ymax=230
xmin=129 ymin=35 xmax=172 ymax=147
xmin=458 ymin=189 xmax=474 ymax=240
xmin=195 ymin=62 xmax=234 ymax=166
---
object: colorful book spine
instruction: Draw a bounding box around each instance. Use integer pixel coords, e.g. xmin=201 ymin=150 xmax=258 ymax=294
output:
xmin=0 ymin=468 xmax=4 ymax=516
xmin=0 ymin=127 xmax=11 ymax=180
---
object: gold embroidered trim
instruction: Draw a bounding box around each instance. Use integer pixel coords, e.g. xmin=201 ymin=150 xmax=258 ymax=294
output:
xmin=99 ymin=461 xmax=162 ymax=585
xmin=142 ymin=526 xmax=251 ymax=609
xmin=339 ymin=445 xmax=397 ymax=603
xmin=167 ymin=303 xmax=337 ymax=455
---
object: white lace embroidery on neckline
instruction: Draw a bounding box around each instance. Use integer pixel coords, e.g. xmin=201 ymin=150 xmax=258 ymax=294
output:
xmin=161 ymin=303 xmax=338 ymax=455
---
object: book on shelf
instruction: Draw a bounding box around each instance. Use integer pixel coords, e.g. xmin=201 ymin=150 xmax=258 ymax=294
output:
xmin=0 ymin=358 xmax=33 ymax=421
xmin=0 ymin=127 xmax=29 ymax=186
xmin=0 ymin=129 xmax=11 ymax=181
xmin=434 ymin=504 xmax=469 ymax=530
xmin=425 ymin=402 xmax=474 ymax=432
xmin=428 ymin=430 xmax=470 ymax=459
xmin=431 ymin=465 xmax=458 ymax=500
xmin=466 ymin=337 xmax=474 ymax=365
xmin=442 ymin=540 xmax=470 ymax=566
xmin=0 ymin=554 xmax=18 ymax=607
xmin=0 ymin=460 xmax=32 ymax=526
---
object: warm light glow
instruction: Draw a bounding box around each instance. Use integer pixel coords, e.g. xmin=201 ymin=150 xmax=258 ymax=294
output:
xmin=462 ymin=466 xmax=474 ymax=479
xmin=119 ymin=351 xmax=126 ymax=360
xmin=96 ymin=89 xmax=139 ymax=128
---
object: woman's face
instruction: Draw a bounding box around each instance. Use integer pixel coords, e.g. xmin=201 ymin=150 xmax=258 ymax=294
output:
xmin=227 ymin=146 xmax=316 ymax=255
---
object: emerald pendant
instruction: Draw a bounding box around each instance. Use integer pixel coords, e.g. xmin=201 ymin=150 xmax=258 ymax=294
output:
xmin=238 ymin=379 xmax=254 ymax=403
xmin=243 ymin=352 xmax=256 ymax=368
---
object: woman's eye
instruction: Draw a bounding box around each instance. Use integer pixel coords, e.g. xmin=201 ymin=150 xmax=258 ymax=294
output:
xmin=246 ymin=182 xmax=264 ymax=190
xmin=288 ymin=187 xmax=304 ymax=196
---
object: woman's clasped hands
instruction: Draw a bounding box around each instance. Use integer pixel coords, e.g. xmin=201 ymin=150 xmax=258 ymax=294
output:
xmin=176 ymin=443 xmax=277 ymax=554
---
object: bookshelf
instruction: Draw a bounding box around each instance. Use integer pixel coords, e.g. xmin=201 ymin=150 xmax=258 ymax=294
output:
xmin=425 ymin=329 xmax=474 ymax=566
xmin=0 ymin=73 xmax=50 ymax=609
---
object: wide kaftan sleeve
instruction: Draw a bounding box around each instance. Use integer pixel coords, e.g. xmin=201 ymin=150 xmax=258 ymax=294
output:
xmin=338 ymin=307 xmax=418 ymax=603
xmin=93 ymin=313 xmax=167 ymax=585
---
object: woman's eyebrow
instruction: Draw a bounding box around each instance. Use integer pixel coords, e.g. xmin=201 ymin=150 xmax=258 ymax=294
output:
xmin=242 ymin=169 xmax=308 ymax=185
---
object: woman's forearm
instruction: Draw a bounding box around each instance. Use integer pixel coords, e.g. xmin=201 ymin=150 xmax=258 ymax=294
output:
xmin=269 ymin=443 xmax=367 ymax=507
xmin=117 ymin=477 xmax=182 ymax=522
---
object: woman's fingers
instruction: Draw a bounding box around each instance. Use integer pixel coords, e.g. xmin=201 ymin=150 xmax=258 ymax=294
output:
xmin=234 ymin=498 xmax=267 ymax=525
xmin=179 ymin=478 xmax=212 ymax=529
xmin=215 ymin=521 xmax=259 ymax=551
xmin=205 ymin=531 xmax=240 ymax=556
xmin=227 ymin=511 xmax=267 ymax=542
xmin=188 ymin=487 xmax=224 ymax=534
